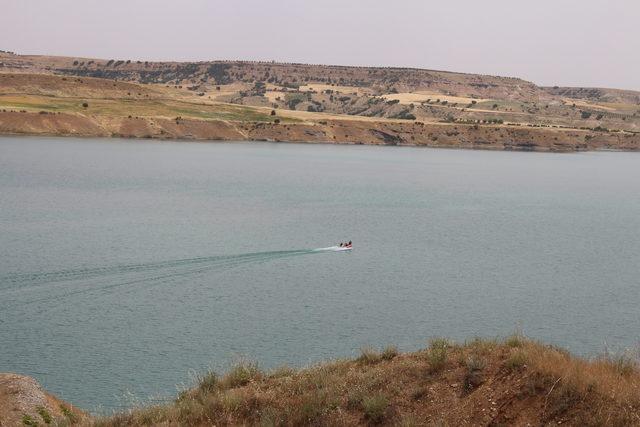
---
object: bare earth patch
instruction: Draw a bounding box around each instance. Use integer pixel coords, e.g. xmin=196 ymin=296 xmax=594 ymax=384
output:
xmin=0 ymin=373 xmax=85 ymax=426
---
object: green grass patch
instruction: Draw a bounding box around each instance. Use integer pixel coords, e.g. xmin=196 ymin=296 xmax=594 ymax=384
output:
xmin=269 ymin=365 xmax=295 ymax=379
xmin=59 ymin=404 xmax=78 ymax=424
xmin=220 ymin=360 xmax=261 ymax=389
xmin=464 ymin=355 xmax=486 ymax=390
xmin=196 ymin=370 xmax=218 ymax=393
xmin=611 ymin=354 xmax=637 ymax=377
xmin=172 ymin=106 xmax=271 ymax=122
xmin=505 ymin=334 xmax=524 ymax=348
xmin=22 ymin=414 xmax=38 ymax=426
xmin=0 ymin=94 xmax=300 ymax=123
xmin=381 ymin=345 xmax=399 ymax=361
xmin=361 ymin=394 xmax=389 ymax=423
xmin=357 ymin=346 xmax=382 ymax=364
xmin=36 ymin=407 xmax=52 ymax=424
xmin=427 ymin=338 xmax=450 ymax=373
xmin=0 ymin=97 xmax=82 ymax=112
xmin=505 ymin=349 xmax=527 ymax=370
xmin=358 ymin=345 xmax=398 ymax=364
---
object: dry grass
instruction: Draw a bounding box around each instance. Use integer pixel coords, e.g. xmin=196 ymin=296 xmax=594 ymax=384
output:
xmin=357 ymin=345 xmax=398 ymax=365
xmin=88 ymin=337 xmax=640 ymax=426
xmin=522 ymin=341 xmax=640 ymax=424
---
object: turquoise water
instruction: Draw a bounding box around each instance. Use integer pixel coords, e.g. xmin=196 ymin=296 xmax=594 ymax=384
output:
xmin=1 ymin=136 xmax=639 ymax=411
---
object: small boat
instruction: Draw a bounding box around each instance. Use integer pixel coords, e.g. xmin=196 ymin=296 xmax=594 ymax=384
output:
xmin=332 ymin=245 xmax=352 ymax=251
xmin=313 ymin=243 xmax=353 ymax=252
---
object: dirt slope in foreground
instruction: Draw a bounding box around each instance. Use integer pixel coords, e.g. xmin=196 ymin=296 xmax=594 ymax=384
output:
xmin=91 ymin=338 xmax=640 ymax=426
xmin=3 ymin=338 xmax=638 ymax=426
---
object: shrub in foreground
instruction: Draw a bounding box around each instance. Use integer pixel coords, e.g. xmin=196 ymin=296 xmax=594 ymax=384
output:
xmin=427 ymin=338 xmax=449 ymax=372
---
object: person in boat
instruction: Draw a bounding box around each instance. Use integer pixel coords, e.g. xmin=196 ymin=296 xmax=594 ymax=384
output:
xmin=339 ymin=242 xmax=344 ymax=247
xmin=348 ymin=241 xmax=352 ymax=247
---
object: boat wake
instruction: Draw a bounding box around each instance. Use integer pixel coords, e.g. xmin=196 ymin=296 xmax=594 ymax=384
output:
xmin=1 ymin=250 xmax=313 ymax=289
xmin=0 ymin=247 xmax=348 ymax=308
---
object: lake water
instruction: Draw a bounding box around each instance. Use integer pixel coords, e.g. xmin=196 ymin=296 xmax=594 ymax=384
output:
xmin=1 ymin=136 xmax=639 ymax=412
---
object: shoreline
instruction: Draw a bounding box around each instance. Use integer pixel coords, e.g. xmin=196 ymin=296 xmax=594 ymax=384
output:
xmin=3 ymin=131 xmax=640 ymax=155
xmin=1 ymin=113 xmax=638 ymax=153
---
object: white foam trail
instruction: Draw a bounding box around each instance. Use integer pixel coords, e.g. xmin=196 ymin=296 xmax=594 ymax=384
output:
xmin=313 ymin=246 xmax=352 ymax=252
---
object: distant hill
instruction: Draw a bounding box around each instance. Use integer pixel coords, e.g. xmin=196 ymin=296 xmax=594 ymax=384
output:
xmin=1 ymin=52 xmax=638 ymax=151
xmin=543 ymin=86 xmax=640 ymax=105
xmin=0 ymin=53 xmax=542 ymax=99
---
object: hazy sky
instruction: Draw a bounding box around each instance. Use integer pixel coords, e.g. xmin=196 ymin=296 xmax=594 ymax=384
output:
xmin=3 ymin=0 xmax=639 ymax=90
